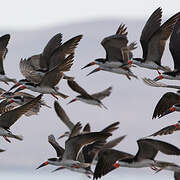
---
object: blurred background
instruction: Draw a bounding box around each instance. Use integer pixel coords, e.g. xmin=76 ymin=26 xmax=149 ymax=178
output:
xmin=0 ymin=0 xmax=180 ymax=179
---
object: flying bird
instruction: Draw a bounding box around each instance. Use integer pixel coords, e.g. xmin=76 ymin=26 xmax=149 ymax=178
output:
xmin=152 ymin=92 xmax=180 ymax=119
xmin=143 ymin=78 xmax=180 ymax=90
xmin=36 ymin=126 xmax=111 ymax=170
xmin=19 ymin=34 xmax=82 ymax=83
xmin=131 ymin=7 xmax=180 ymax=72
xmin=0 ymin=91 xmax=50 ymax=116
xmin=67 ymin=80 xmax=112 ymax=109
xmin=13 ymin=54 xmax=74 ymax=99
xmin=54 ymin=101 xmax=119 ymax=139
xmin=0 ymin=34 xmax=16 ymax=84
xmin=149 ymin=121 xmax=180 ymax=137
xmin=93 ymin=138 xmax=180 ymax=179
xmin=0 ymin=94 xmax=42 ymax=142
xmin=153 ymin=18 xmax=180 ymax=81
xmin=39 ymin=134 xmax=93 ymax=178
xmin=9 ymin=34 xmax=82 ymax=92
xmin=54 ymin=101 xmax=125 ymax=167
xmin=82 ymin=24 xmax=137 ymax=79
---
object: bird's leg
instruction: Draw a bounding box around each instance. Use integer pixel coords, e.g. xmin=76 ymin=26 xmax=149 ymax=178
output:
xmin=3 ymin=136 xmax=11 ymax=143
xmin=51 ymin=93 xmax=58 ymax=100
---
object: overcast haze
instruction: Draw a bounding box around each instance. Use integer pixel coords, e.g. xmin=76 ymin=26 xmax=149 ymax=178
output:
xmin=0 ymin=1 xmax=180 ymax=179
xmin=0 ymin=0 xmax=180 ymax=29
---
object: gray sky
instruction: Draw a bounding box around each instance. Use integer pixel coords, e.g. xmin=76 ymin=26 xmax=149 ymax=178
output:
xmin=0 ymin=2 xmax=180 ymax=179
xmin=0 ymin=0 xmax=180 ymax=29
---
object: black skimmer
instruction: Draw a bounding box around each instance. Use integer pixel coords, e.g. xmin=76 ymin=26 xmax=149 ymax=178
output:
xmin=83 ymin=135 xmax=126 ymax=167
xmin=143 ymin=79 xmax=180 ymax=117
xmin=93 ymin=149 xmax=133 ymax=179
xmin=55 ymin=100 xmax=120 ymax=136
xmin=19 ymin=34 xmax=82 ymax=83
xmin=13 ymin=54 xmax=74 ymax=99
xmin=143 ymin=78 xmax=180 ymax=90
xmin=0 ymin=94 xmax=42 ymax=142
xmin=67 ymin=80 xmax=112 ymax=109
xmin=36 ymin=128 xmax=111 ymax=170
xmin=54 ymin=101 xmax=126 ymax=162
xmin=55 ymin=103 xmax=126 ymax=164
xmin=54 ymin=101 xmax=125 ymax=163
xmin=55 ymin=99 xmax=118 ymax=138
xmin=0 ymin=34 xmax=16 ymax=85
xmin=0 ymin=91 xmax=50 ymax=116
xmin=93 ymin=138 xmax=180 ymax=179
xmin=54 ymin=101 xmax=124 ymax=147
xmin=8 ymin=34 xmax=82 ymax=92
xmin=38 ymin=134 xmax=93 ymax=178
xmin=82 ymin=24 xmax=137 ymax=79
xmin=131 ymin=7 xmax=180 ymax=72
xmin=20 ymin=33 xmax=62 ymax=80
xmin=82 ymin=122 xmax=125 ymax=165
xmin=153 ymin=18 xmax=180 ymax=81
xmin=82 ymin=24 xmax=136 ymax=69
xmin=54 ymin=101 xmax=89 ymax=141
xmin=152 ymin=92 xmax=180 ymax=119
xmin=149 ymin=121 xmax=180 ymax=137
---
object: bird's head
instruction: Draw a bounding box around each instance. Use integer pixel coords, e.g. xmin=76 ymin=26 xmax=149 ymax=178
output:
xmin=159 ymin=106 xmax=176 ymax=118
xmin=14 ymin=85 xmax=27 ymax=93
xmin=113 ymin=161 xmax=120 ymax=169
xmin=36 ymin=158 xmax=58 ymax=169
xmin=81 ymin=58 xmax=105 ymax=69
xmin=153 ymin=75 xmax=164 ymax=81
xmin=8 ymin=79 xmax=29 ymax=91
